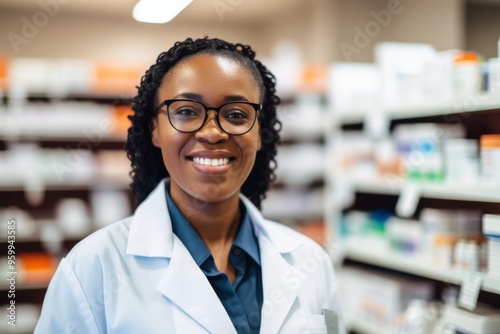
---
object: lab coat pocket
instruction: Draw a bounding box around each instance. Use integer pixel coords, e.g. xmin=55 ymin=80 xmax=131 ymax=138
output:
xmin=306 ymin=314 xmax=327 ymax=334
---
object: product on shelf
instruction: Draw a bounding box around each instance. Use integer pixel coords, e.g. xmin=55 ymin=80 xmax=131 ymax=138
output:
xmin=278 ymin=95 xmax=325 ymax=141
xmin=329 ymin=62 xmax=380 ymax=117
xmin=17 ymin=252 xmax=58 ymax=286
xmin=435 ymin=304 xmax=500 ymax=334
xmin=0 ymin=56 xmax=8 ymax=91
xmin=338 ymin=266 xmax=434 ymax=333
xmin=260 ymin=188 xmax=324 ymax=222
xmin=0 ymin=207 xmax=37 ymax=240
xmin=483 ymin=214 xmax=500 ymax=278
xmin=274 ymin=143 xmax=325 ymax=186
xmin=480 ymin=134 xmax=500 ymax=186
xmin=386 ymin=217 xmax=423 ymax=256
xmin=393 ymin=123 xmax=466 ymax=182
xmin=3 ymin=57 xmax=144 ymax=98
xmin=489 ymin=58 xmax=500 ymax=94
xmin=90 ymin=189 xmax=131 ymax=229
xmin=444 ymin=139 xmax=480 ymax=185
xmin=55 ymin=198 xmax=91 ymax=239
xmin=420 ymin=208 xmax=483 ymax=268
xmin=399 ymin=299 xmax=440 ymax=334
xmin=453 ymin=51 xmax=481 ymax=96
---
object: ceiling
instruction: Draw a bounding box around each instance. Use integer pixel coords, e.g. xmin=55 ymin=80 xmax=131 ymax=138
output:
xmin=0 ymin=0 xmax=311 ymax=24
xmin=2 ymin=0 xmax=500 ymax=26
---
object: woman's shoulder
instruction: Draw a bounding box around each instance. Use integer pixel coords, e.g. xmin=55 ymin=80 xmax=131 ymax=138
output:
xmin=64 ymin=217 xmax=133 ymax=267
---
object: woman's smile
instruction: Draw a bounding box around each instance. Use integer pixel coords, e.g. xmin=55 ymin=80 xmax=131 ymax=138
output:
xmin=187 ymin=151 xmax=236 ymax=175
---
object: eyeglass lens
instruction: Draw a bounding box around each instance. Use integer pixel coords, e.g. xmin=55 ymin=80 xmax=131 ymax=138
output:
xmin=168 ymin=100 xmax=256 ymax=134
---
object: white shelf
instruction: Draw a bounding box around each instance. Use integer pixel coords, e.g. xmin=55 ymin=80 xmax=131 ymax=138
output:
xmin=341 ymin=177 xmax=500 ymax=203
xmin=335 ymin=93 xmax=500 ymax=124
xmin=342 ymin=241 xmax=500 ymax=295
xmin=0 ymin=178 xmax=129 ymax=191
xmin=0 ymin=133 xmax=126 ymax=142
xmin=346 ymin=319 xmax=386 ymax=334
xmin=0 ymin=282 xmax=49 ymax=291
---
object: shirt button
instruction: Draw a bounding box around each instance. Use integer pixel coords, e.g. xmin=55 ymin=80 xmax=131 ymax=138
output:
xmin=233 ymin=248 xmax=241 ymax=255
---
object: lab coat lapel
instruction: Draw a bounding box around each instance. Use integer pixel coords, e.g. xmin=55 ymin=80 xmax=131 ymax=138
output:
xmin=258 ymin=230 xmax=305 ymax=333
xmin=156 ymin=235 xmax=237 ymax=334
xmin=240 ymin=195 xmax=306 ymax=333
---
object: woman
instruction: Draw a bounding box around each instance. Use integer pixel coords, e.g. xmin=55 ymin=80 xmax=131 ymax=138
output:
xmin=35 ymin=37 xmax=345 ymax=334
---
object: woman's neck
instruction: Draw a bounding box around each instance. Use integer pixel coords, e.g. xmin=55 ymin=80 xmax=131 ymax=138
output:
xmin=169 ymin=184 xmax=242 ymax=251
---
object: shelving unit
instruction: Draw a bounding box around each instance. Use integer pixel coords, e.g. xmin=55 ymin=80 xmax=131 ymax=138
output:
xmin=327 ymin=69 xmax=500 ymax=333
xmin=0 ymin=57 xmax=139 ymax=332
xmin=261 ymin=65 xmax=330 ymax=240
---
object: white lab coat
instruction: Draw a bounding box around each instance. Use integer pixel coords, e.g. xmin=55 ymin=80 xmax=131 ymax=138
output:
xmin=35 ymin=179 xmax=345 ymax=334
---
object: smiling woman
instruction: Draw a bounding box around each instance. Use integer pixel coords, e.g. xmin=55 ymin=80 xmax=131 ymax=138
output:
xmin=34 ymin=37 xmax=346 ymax=334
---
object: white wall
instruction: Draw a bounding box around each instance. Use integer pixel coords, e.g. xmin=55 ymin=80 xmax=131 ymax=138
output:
xmin=335 ymin=0 xmax=465 ymax=62
xmin=0 ymin=10 xmax=271 ymax=63
xmin=3 ymin=0 xmax=494 ymax=66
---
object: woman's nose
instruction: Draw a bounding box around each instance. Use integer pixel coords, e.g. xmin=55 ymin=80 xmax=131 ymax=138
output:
xmin=194 ymin=111 xmax=229 ymax=143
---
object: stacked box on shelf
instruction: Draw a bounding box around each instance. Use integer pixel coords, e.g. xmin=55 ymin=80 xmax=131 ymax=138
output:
xmin=483 ymin=214 xmax=500 ymax=278
xmin=338 ymin=266 xmax=434 ymax=333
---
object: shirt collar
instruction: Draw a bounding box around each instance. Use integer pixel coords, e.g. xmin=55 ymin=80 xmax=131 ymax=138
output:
xmin=234 ymin=202 xmax=261 ymax=266
xmin=165 ymin=188 xmax=261 ymax=267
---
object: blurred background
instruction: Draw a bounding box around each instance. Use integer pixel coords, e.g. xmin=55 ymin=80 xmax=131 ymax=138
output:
xmin=1 ymin=0 xmax=500 ymax=333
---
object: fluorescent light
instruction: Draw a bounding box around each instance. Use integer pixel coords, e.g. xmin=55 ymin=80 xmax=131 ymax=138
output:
xmin=133 ymin=0 xmax=193 ymax=24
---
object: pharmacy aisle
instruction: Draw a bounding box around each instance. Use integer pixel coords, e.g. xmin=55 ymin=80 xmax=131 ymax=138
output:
xmin=326 ymin=42 xmax=500 ymax=334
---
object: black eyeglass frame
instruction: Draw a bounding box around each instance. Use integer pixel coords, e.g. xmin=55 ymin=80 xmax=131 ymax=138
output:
xmin=154 ymin=99 xmax=262 ymax=136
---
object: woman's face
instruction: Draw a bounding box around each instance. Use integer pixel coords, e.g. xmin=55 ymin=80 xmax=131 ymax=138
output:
xmin=151 ymin=53 xmax=262 ymax=207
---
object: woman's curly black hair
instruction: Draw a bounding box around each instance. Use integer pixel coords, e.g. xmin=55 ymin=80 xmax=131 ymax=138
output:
xmin=126 ymin=37 xmax=281 ymax=209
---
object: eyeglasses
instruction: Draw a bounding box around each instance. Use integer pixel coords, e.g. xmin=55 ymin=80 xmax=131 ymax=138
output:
xmin=155 ymin=99 xmax=261 ymax=135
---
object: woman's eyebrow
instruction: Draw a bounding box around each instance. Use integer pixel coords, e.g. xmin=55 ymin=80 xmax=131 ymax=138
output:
xmin=172 ymin=92 xmax=203 ymax=100
xmin=172 ymin=93 xmax=250 ymax=103
xmin=223 ymin=95 xmax=250 ymax=102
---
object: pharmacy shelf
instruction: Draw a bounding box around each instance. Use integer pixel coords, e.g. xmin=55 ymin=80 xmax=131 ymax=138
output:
xmin=339 ymin=177 xmax=500 ymax=203
xmin=342 ymin=241 xmax=500 ymax=295
xmin=336 ymin=93 xmax=500 ymax=124
xmin=0 ymin=133 xmax=126 ymax=142
xmin=0 ymin=178 xmax=129 ymax=191
xmin=346 ymin=319 xmax=386 ymax=334
xmin=0 ymin=282 xmax=49 ymax=291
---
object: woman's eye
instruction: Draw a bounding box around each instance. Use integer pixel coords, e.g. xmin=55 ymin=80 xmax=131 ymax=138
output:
xmin=173 ymin=108 xmax=199 ymax=116
xmin=225 ymin=110 xmax=247 ymax=119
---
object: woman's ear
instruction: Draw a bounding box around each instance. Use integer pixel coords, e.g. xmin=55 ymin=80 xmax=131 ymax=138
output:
xmin=151 ymin=118 xmax=161 ymax=148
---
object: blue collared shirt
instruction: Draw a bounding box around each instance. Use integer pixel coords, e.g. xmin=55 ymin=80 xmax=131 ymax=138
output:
xmin=166 ymin=190 xmax=263 ymax=334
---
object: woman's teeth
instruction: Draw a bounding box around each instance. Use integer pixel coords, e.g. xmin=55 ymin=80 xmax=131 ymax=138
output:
xmin=193 ymin=157 xmax=230 ymax=166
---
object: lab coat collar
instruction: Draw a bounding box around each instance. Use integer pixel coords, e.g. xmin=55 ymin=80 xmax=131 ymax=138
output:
xmin=126 ymin=179 xmax=174 ymax=258
xmin=240 ymin=195 xmax=303 ymax=254
xmin=126 ymin=179 xmax=303 ymax=258
xmin=240 ymin=196 xmax=306 ymax=333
